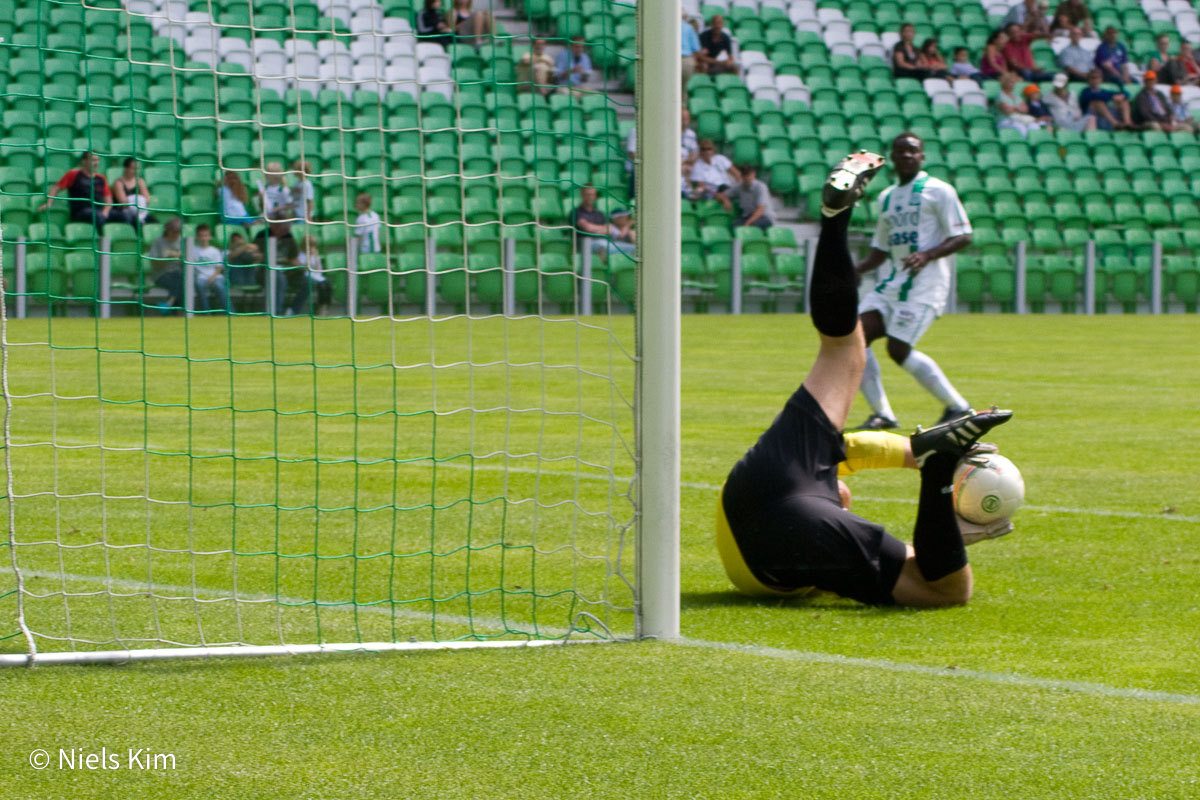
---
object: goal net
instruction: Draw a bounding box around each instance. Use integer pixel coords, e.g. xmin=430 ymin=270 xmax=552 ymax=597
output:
xmin=0 ymin=0 xmax=669 ymax=664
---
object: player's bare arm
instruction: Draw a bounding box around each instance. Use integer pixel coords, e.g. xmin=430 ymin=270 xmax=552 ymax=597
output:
xmin=902 ymin=233 xmax=973 ymax=273
xmin=855 ymin=248 xmax=888 ymax=276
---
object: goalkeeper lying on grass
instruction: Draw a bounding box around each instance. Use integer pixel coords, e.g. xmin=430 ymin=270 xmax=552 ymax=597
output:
xmin=715 ymin=152 xmax=1013 ymax=608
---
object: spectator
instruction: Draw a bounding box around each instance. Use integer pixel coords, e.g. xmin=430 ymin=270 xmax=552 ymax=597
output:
xmin=681 ymin=12 xmax=702 ymax=92
xmin=555 ymin=35 xmax=594 ymax=89
xmin=1004 ymin=0 xmax=1043 ymax=30
xmin=1168 ymin=85 xmax=1198 ymax=132
xmin=518 ymin=38 xmax=555 ymax=96
xmin=254 ymin=218 xmax=309 ymax=316
xmin=572 ymin=184 xmax=634 ymax=259
xmin=451 ymin=0 xmax=491 ymax=46
xmin=728 ymin=165 xmax=775 ymax=231
xmin=1024 ymin=83 xmax=1056 ymax=127
xmin=689 ymin=139 xmax=740 ymax=211
xmin=148 ymin=217 xmax=185 ymax=312
xmin=980 ymin=30 xmax=1012 ymax=80
xmin=949 ymin=47 xmax=983 ymax=81
xmin=1132 ymin=70 xmax=1192 ymax=131
xmin=996 ymin=71 xmax=1047 ymax=136
xmin=297 ymin=232 xmax=331 ymax=316
xmin=1044 ymin=73 xmax=1098 ymax=131
xmin=917 ymin=38 xmax=952 ymax=79
xmin=190 ymin=224 xmax=230 ymax=313
xmin=1050 ymin=10 xmax=1076 ymax=37
xmin=289 ymin=160 xmax=315 ymax=228
xmin=224 ymin=231 xmax=263 ymax=290
xmin=1154 ymin=38 xmax=1193 ymax=86
xmin=892 ymin=23 xmax=928 ymax=79
xmin=258 ymin=163 xmax=294 ymax=221
xmin=1079 ymin=67 xmax=1135 ymax=129
xmin=352 ymin=192 xmax=382 ymax=254
xmin=1057 ymin=28 xmax=1095 ymax=82
xmin=696 ymin=15 xmax=737 ymax=76
xmin=416 ymin=0 xmax=454 ymax=49
xmin=1054 ymin=0 xmax=1093 ymax=37
xmin=219 ymin=170 xmax=258 ymax=227
xmin=39 ymin=151 xmax=111 ymax=232
xmin=111 ymin=157 xmax=153 ymax=227
xmin=1094 ymin=26 xmax=1132 ymax=85
xmin=1147 ymin=32 xmax=1173 ymax=73
xmin=680 ymin=107 xmax=699 ymax=167
xmin=1177 ymin=41 xmax=1200 ymax=85
xmin=1003 ymin=22 xmax=1055 ymax=82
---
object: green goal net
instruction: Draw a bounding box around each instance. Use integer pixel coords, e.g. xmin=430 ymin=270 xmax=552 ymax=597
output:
xmin=0 ymin=0 xmax=648 ymax=663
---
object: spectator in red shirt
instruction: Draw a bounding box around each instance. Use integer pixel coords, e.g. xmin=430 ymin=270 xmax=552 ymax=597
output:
xmin=1003 ymin=22 xmax=1055 ymax=82
xmin=39 ymin=151 xmax=112 ymax=231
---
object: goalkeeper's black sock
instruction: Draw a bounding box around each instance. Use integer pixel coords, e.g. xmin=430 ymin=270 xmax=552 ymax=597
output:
xmin=912 ymin=453 xmax=968 ymax=582
xmin=810 ymin=208 xmax=859 ymax=338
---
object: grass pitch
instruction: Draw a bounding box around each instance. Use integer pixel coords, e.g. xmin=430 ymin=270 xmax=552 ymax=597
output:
xmin=3 ymin=312 xmax=1200 ymax=799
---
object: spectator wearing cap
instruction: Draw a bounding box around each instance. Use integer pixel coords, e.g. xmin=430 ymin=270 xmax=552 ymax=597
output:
xmin=696 ymin=15 xmax=737 ymax=76
xmin=1057 ymin=28 xmax=1095 ymax=82
xmin=996 ymin=71 xmax=1049 ymax=136
xmin=1024 ymin=83 xmax=1056 ymax=128
xmin=1044 ymin=73 xmax=1098 ymax=131
xmin=1133 ymin=70 xmax=1192 ymax=131
xmin=1094 ymin=26 xmax=1132 ymax=85
xmin=728 ymin=165 xmax=775 ymax=231
xmin=1079 ymin=67 xmax=1134 ymax=129
xmin=1003 ymin=22 xmax=1056 ymax=82
xmin=1168 ymin=85 xmax=1198 ymax=132
xmin=1054 ymin=0 xmax=1093 ymax=37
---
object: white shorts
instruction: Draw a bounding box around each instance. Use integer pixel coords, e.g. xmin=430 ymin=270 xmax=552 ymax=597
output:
xmin=859 ymin=293 xmax=938 ymax=346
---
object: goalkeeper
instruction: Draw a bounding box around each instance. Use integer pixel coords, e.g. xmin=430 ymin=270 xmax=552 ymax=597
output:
xmin=715 ymin=153 xmax=1012 ymax=608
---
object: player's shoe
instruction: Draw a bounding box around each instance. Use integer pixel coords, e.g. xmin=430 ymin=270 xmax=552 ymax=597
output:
xmin=852 ymin=413 xmax=900 ymax=431
xmin=910 ymin=406 xmax=1012 ymax=468
xmin=936 ymin=405 xmax=974 ymax=425
xmin=821 ymin=151 xmax=886 ymax=217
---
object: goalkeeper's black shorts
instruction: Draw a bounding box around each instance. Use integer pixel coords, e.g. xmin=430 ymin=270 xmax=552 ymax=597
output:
xmin=717 ymin=385 xmax=907 ymax=606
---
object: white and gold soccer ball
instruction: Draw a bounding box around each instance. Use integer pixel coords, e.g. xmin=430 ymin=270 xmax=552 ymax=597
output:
xmin=953 ymin=453 xmax=1025 ymax=524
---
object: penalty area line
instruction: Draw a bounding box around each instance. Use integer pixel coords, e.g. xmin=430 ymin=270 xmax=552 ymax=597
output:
xmin=676 ymin=637 xmax=1200 ymax=707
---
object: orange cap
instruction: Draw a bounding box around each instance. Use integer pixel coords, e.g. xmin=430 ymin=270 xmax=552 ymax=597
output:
xmin=1022 ymin=84 xmax=1040 ymax=96
xmin=1144 ymin=70 xmax=1157 ymax=80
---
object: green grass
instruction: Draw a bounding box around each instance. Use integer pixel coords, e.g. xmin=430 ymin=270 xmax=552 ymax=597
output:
xmin=4 ymin=313 xmax=1200 ymax=799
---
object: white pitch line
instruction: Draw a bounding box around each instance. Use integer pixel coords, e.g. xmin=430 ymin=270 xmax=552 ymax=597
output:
xmin=11 ymin=438 xmax=1200 ymax=524
xmin=676 ymin=637 xmax=1200 ymax=707
xmin=6 ymin=569 xmax=1200 ymax=707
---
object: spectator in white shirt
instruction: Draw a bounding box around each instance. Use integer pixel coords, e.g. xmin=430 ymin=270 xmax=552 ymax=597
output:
xmin=689 ymin=139 xmax=741 ymax=211
xmin=258 ymin=163 xmax=294 ymax=222
xmin=289 ymin=160 xmax=315 ymax=228
xmin=298 ymin=232 xmax=331 ymax=315
xmin=1044 ymin=72 xmax=1098 ymax=131
xmin=191 ymin=224 xmax=230 ymax=312
xmin=1057 ymin=28 xmax=1094 ymax=82
xmin=352 ymin=192 xmax=382 ymax=254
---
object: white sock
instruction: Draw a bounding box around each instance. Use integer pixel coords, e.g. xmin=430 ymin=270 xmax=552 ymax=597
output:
xmin=901 ymin=350 xmax=968 ymax=410
xmin=860 ymin=348 xmax=897 ymax=420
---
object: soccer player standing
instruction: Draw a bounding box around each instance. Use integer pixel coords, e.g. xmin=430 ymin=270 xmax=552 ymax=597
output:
xmin=853 ymin=134 xmax=974 ymax=431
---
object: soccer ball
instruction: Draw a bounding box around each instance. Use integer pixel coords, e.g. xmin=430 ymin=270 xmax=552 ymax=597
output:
xmin=953 ymin=453 xmax=1025 ymax=524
